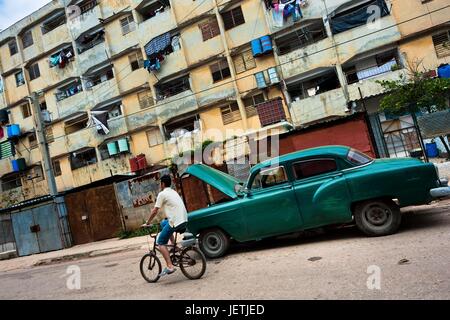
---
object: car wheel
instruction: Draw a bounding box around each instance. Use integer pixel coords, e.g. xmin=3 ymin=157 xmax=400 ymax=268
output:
xmin=354 ymin=200 xmax=401 ymax=236
xmin=199 ymin=228 xmax=230 ymax=259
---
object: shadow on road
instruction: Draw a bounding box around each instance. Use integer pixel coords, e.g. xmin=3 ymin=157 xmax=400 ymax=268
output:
xmin=225 ymin=204 xmax=449 ymax=258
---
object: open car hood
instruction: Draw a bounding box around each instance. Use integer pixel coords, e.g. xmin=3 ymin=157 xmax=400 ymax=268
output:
xmin=184 ymin=164 xmax=241 ymax=199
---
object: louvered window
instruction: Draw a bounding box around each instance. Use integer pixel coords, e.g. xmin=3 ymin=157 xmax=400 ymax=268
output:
xmin=0 ymin=141 xmax=15 ymax=160
xmin=233 ymin=49 xmax=256 ymax=74
xmin=120 ymin=15 xmax=136 ymax=35
xmin=221 ymin=6 xmax=245 ymax=30
xmin=210 ymin=60 xmax=231 ymax=82
xmin=221 ymin=103 xmax=241 ymax=125
xmin=432 ymin=31 xmax=450 ymax=58
xmin=199 ymin=19 xmax=220 ymax=41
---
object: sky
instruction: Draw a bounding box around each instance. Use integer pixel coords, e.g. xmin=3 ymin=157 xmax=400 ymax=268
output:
xmin=0 ymin=0 xmax=51 ymax=30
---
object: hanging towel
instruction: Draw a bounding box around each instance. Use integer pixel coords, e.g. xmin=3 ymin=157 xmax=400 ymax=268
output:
xmin=144 ymin=32 xmax=171 ymax=56
xmin=272 ymin=4 xmax=284 ymax=27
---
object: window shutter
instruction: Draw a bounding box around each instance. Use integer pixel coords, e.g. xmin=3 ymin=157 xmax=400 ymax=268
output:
xmin=243 ymin=50 xmax=256 ymax=70
xmin=222 ymin=11 xmax=234 ymax=30
xmin=233 ymin=55 xmax=246 ymax=74
xmin=432 ymin=31 xmax=450 ymax=58
xmin=199 ymin=22 xmax=212 ymax=41
xmin=210 ymin=19 xmax=220 ymax=37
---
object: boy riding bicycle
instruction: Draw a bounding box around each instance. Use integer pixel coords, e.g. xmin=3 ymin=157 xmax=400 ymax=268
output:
xmin=142 ymin=175 xmax=188 ymax=277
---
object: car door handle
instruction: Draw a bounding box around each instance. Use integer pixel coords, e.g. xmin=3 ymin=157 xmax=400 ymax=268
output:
xmin=281 ymin=186 xmax=293 ymax=190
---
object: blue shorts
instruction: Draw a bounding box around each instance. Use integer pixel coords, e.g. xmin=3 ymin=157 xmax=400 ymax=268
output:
xmin=156 ymin=220 xmax=187 ymax=245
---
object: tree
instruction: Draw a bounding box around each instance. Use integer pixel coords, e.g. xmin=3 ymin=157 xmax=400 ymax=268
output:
xmin=377 ymin=59 xmax=450 ymax=157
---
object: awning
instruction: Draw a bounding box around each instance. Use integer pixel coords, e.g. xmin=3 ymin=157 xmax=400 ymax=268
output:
xmin=417 ymin=110 xmax=450 ymax=139
xmin=144 ymin=32 xmax=171 ymax=57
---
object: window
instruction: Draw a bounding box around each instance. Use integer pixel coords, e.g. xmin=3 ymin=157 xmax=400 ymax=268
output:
xmin=347 ymin=149 xmax=373 ymax=165
xmin=156 ymin=75 xmax=191 ymax=100
xmin=1 ymin=173 xmax=22 ymax=191
xmin=64 ymin=114 xmax=89 ymax=135
xmin=52 ymin=160 xmax=62 ymax=177
xmin=221 ymin=103 xmax=241 ymax=125
xmin=28 ymin=134 xmax=38 ymax=149
xmin=56 ymin=81 xmax=83 ymax=101
xmin=70 ymin=148 xmax=98 ymax=170
xmin=138 ymin=90 xmax=154 ymax=109
xmin=293 ymin=159 xmax=338 ymax=179
xmin=147 ymin=129 xmax=163 ymax=147
xmin=29 ymin=165 xmax=45 ymax=182
xmin=199 ymin=18 xmax=220 ymax=41
xmin=221 ymin=6 xmax=245 ymax=30
xmin=129 ymin=52 xmax=144 ymax=71
xmin=137 ymin=0 xmax=170 ymax=22
xmin=233 ymin=49 xmax=256 ymax=74
xmin=28 ymin=63 xmax=41 ymax=81
xmin=275 ymin=22 xmax=327 ymax=56
xmin=251 ymin=166 xmax=288 ymax=190
xmin=8 ymin=40 xmax=18 ymax=56
xmin=432 ymin=30 xmax=450 ymax=58
xmin=85 ymin=67 xmax=114 ymax=89
xmin=21 ymin=103 xmax=32 ymax=119
xmin=46 ymin=127 xmax=54 ymax=143
xmin=120 ymin=15 xmax=136 ymax=35
xmin=22 ymin=30 xmax=34 ymax=48
xmin=210 ymin=60 xmax=231 ymax=82
xmin=243 ymin=93 xmax=265 ymax=117
xmin=41 ymin=12 xmax=66 ymax=34
xmin=79 ymin=0 xmax=98 ymax=14
xmin=15 ymin=71 xmax=25 ymax=87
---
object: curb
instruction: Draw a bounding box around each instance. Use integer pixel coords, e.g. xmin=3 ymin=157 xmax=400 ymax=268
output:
xmin=34 ymin=244 xmax=146 ymax=267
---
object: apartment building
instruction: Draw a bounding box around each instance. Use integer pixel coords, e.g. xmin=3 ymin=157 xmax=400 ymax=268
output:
xmin=0 ymin=0 xmax=449 ymax=207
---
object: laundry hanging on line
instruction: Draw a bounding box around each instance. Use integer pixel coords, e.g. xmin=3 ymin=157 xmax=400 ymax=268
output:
xmin=87 ymin=111 xmax=110 ymax=135
xmin=143 ymin=32 xmax=180 ymax=73
xmin=265 ymin=0 xmax=307 ymax=27
xmin=49 ymin=48 xmax=74 ymax=69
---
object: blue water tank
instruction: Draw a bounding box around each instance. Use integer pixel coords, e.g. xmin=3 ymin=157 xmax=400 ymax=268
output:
xmin=426 ymin=142 xmax=439 ymax=158
xmin=261 ymin=35 xmax=273 ymax=54
xmin=7 ymin=124 xmax=20 ymax=138
xmin=251 ymin=39 xmax=263 ymax=57
xmin=12 ymin=158 xmax=26 ymax=172
xmin=438 ymin=64 xmax=450 ymax=78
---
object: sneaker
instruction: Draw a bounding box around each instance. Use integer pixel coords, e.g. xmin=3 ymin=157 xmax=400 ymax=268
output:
xmin=159 ymin=267 xmax=176 ymax=277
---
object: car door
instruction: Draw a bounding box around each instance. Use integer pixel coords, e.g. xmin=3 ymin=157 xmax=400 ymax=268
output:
xmin=292 ymin=158 xmax=353 ymax=229
xmin=242 ymin=165 xmax=303 ymax=239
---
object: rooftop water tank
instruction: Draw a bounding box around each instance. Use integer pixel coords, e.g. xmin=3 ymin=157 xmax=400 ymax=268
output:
xmin=7 ymin=124 xmax=20 ymax=138
xmin=261 ymin=35 xmax=273 ymax=54
xmin=251 ymin=39 xmax=263 ymax=57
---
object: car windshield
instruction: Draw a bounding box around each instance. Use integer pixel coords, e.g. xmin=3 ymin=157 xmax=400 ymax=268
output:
xmin=346 ymin=149 xmax=373 ymax=166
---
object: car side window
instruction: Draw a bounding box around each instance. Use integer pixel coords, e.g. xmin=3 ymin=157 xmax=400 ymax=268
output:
xmin=251 ymin=166 xmax=288 ymax=190
xmin=293 ymin=159 xmax=338 ymax=180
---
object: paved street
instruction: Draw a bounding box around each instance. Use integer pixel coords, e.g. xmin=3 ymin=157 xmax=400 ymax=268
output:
xmin=1 ymin=200 xmax=449 ymax=300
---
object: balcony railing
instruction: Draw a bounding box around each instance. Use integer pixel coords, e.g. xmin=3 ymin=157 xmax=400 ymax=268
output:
xmin=345 ymin=59 xmax=400 ymax=84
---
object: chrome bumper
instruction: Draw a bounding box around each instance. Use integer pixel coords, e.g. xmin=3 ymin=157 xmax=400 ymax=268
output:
xmin=430 ymin=186 xmax=450 ymax=198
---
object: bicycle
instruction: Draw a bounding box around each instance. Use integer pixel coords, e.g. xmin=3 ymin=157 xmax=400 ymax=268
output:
xmin=139 ymin=223 xmax=207 ymax=282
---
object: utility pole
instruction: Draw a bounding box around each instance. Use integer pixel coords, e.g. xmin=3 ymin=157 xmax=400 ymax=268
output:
xmin=30 ymin=91 xmax=58 ymax=196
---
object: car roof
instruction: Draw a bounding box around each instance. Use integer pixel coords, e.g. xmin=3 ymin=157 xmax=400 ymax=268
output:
xmin=251 ymin=145 xmax=351 ymax=173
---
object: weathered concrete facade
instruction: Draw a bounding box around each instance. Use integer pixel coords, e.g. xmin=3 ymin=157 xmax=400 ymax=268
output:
xmin=0 ymin=0 xmax=448 ymax=206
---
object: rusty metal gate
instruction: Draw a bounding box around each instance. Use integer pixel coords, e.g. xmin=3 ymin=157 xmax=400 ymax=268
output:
xmin=65 ymin=185 xmax=123 ymax=245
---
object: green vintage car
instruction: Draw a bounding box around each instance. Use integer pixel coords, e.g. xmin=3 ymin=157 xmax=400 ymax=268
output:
xmin=183 ymin=145 xmax=449 ymax=258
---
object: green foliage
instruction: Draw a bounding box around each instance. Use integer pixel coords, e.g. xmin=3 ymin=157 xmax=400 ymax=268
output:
xmin=117 ymin=224 xmax=158 ymax=239
xmin=376 ymin=70 xmax=450 ymax=115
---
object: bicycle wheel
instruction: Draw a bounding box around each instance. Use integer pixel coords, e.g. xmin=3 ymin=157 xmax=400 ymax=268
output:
xmin=179 ymin=247 xmax=207 ymax=280
xmin=140 ymin=252 xmax=162 ymax=283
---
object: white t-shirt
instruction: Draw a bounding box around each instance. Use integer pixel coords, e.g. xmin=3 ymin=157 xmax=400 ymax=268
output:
xmin=155 ymin=187 xmax=188 ymax=228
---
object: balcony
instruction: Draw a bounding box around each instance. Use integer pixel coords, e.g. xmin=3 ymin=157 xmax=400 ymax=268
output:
xmin=42 ymin=22 xmax=71 ymax=52
xmin=57 ymin=91 xmax=90 ymax=119
xmin=87 ymin=78 xmax=121 ymax=105
xmin=65 ymin=116 xmax=128 ymax=153
xmin=68 ymin=2 xmax=103 ymax=40
xmin=348 ymin=68 xmax=406 ymax=101
xmin=279 ymin=37 xmax=334 ymax=80
xmin=153 ymin=49 xmax=188 ymax=80
xmin=290 ymin=87 xmax=349 ymax=127
xmin=136 ymin=1 xmax=176 ymax=43
xmin=156 ymin=90 xmax=198 ymax=123
xmin=197 ymin=81 xmax=236 ymax=108
xmin=76 ymin=39 xmax=109 ymax=75
xmin=126 ymin=107 xmax=157 ymax=132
